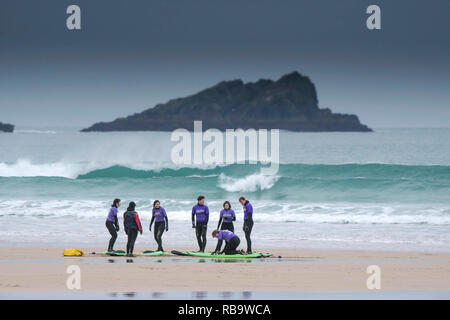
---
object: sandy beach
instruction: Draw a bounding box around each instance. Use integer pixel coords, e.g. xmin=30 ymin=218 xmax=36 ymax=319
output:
xmin=1 ymin=247 xmax=449 ymax=295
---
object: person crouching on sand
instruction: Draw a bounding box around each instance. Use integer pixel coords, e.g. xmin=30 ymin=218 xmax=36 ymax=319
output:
xmin=149 ymin=200 xmax=168 ymax=252
xmin=212 ymin=229 xmax=243 ymax=255
xmin=217 ymin=201 xmax=236 ymax=232
xmin=123 ymin=201 xmax=143 ymax=257
xmin=105 ymin=198 xmax=121 ymax=253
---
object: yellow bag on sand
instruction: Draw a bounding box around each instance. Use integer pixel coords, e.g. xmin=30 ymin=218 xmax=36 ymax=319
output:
xmin=63 ymin=249 xmax=84 ymax=256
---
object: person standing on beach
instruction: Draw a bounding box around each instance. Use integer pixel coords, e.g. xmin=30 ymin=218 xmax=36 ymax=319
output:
xmin=217 ymin=201 xmax=236 ymax=232
xmin=212 ymin=229 xmax=242 ymax=255
xmin=105 ymin=198 xmax=121 ymax=252
xmin=123 ymin=201 xmax=143 ymax=257
xmin=149 ymin=200 xmax=168 ymax=252
xmin=192 ymin=195 xmax=209 ymax=252
xmin=239 ymin=196 xmax=254 ymax=254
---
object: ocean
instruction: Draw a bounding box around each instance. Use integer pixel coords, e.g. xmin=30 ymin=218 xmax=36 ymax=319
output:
xmin=0 ymin=128 xmax=449 ymax=252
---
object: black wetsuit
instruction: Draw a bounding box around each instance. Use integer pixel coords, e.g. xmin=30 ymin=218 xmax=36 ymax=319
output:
xmin=220 ymin=222 xmax=234 ymax=232
xmin=195 ymin=222 xmax=208 ymax=252
xmin=243 ymin=220 xmax=254 ymax=252
xmin=126 ymin=229 xmax=138 ymax=255
xmin=105 ymin=206 xmax=119 ymax=252
xmin=215 ymin=230 xmax=240 ymax=255
xmin=217 ymin=208 xmax=236 ymax=232
xmin=224 ymin=236 xmax=240 ymax=255
xmin=105 ymin=220 xmax=118 ymax=252
xmin=242 ymin=201 xmax=254 ymax=253
xmin=149 ymin=209 xmax=168 ymax=252
xmin=154 ymin=222 xmax=165 ymax=251
xmin=192 ymin=204 xmax=209 ymax=252
xmin=123 ymin=210 xmax=143 ymax=255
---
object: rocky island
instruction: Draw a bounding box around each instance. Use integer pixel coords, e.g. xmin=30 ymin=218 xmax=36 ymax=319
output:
xmin=81 ymin=72 xmax=371 ymax=132
xmin=0 ymin=122 xmax=14 ymax=133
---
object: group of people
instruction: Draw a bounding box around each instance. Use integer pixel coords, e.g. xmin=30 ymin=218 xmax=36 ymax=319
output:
xmin=105 ymin=195 xmax=254 ymax=257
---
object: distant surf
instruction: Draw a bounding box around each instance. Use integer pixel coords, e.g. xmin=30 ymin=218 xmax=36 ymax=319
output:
xmin=0 ymin=128 xmax=449 ymax=252
xmin=14 ymin=129 xmax=57 ymax=134
xmin=1 ymin=160 xmax=449 ymax=180
xmin=0 ymin=162 xmax=449 ymax=204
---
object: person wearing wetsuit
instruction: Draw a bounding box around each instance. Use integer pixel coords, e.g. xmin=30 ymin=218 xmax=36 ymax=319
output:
xmin=192 ymin=195 xmax=209 ymax=252
xmin=123 ymin=201 xmax=143 ymax=257
xmin=105 ymin=198 xmax=121 ymax=252
xmin=212 ymin=229 xmax=241 ymax=255
xmin=149 ymin=200 xmax=168 ymax=252
xmin=217 ymin=201 xmax=236 ymax=232
xmin=239 ymin=196 xmax=254 ymax=254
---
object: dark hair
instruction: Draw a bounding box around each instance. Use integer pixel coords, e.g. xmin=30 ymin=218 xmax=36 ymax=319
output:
xmin=239 ymin=196 xmax=246 ymax=202
xmin=153 ymin=200 xmax=160 ymax=207
xmin=112 ymin=198 xmax=121 ymax=208
xmin=223 ymin=201 xmax=231 ymax=209
xmin=212 ymin=230 xmax=219 ymax=237
xmin=197 ymin=195 xmax=205 ymax=202
xmin=127 ymin=201 xmax=136 ymax=211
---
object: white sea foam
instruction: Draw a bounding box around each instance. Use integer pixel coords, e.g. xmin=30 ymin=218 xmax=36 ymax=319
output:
xmin=1 ymin=200 xmax=449 ymax=251
xmin=186 ymin=174 xmax=219 ymax=178
xmin=0 ymin=159 xmax=84 ymax=178
xmin=217 ymin=173 xmax=279 ymax=192
xmin=0 ymin=159 xmax=171 ymax=178
xmin=0 ymin=159 xmax=221 ymax=178
xmin=1 ymin=200 xmax=448 ymax=225
xmin=14 ymin=130 xmax=57 ymax=134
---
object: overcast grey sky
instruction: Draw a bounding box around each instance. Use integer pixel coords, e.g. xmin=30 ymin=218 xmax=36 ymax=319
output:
xmin=1 ymin=0 xmax=449 ymax=128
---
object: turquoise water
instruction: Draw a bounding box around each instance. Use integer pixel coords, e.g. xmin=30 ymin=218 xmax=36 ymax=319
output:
xmin=0 ymin=128 xmax=449 ymax=251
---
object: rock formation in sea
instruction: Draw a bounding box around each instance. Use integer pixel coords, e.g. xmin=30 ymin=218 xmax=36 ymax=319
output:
xmin=81 ymin=71 xmax=372 ymax=132
xmin=0 ymin=122 xmax=14 ymax=133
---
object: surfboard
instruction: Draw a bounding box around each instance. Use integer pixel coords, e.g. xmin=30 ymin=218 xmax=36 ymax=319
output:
xmin=171 ymin=250 xmax=271 ymax=258
xmin=100 ymin=250 xmax=127 ymax=256
xmin=139 ymin=250 xmax=171 ymax=256
xmin=99 ymin=250 xmax=170 ymax=257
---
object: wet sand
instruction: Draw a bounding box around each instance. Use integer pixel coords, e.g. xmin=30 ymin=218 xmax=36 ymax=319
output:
xmin=0 ymin=247 xmax=449 ymax=294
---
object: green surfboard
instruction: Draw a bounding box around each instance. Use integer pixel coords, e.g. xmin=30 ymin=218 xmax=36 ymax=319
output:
xmin=139 ymin=250 xmax=170 ymax=256
xmin=99 ymin=250 xmax=169 ymax=257
xmin=100 ymin=250 xmax=127 ymax=256
xmin=171 ymin=250 xmax=271 ymax=258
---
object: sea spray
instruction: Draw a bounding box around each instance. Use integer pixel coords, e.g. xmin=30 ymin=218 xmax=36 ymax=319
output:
xmin=0 ymin=159 xmax=82 ymax=178
xmin=0 ymin=163 xmax=449 ymax=203
xmin=1 ymin=199 xmax=449 ymax=225
xmin=217 ymin=173 xmax=279 ymax=192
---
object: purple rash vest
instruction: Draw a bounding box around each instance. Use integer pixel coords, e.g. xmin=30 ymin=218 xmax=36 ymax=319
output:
xmin=153 ymin=207 xmax=167 ymax=222
xmin=220 ymin=209 xmax=236 ymax=223
xmin=106 ymin=206 xmax=118 ymax=222
xmin=218 ymin=230 xmax=236 ymax=242
xmin=192 ymin=204 xmax=209 ymax=222
xmin=243 ymin=201 xmax=253 ymax=221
